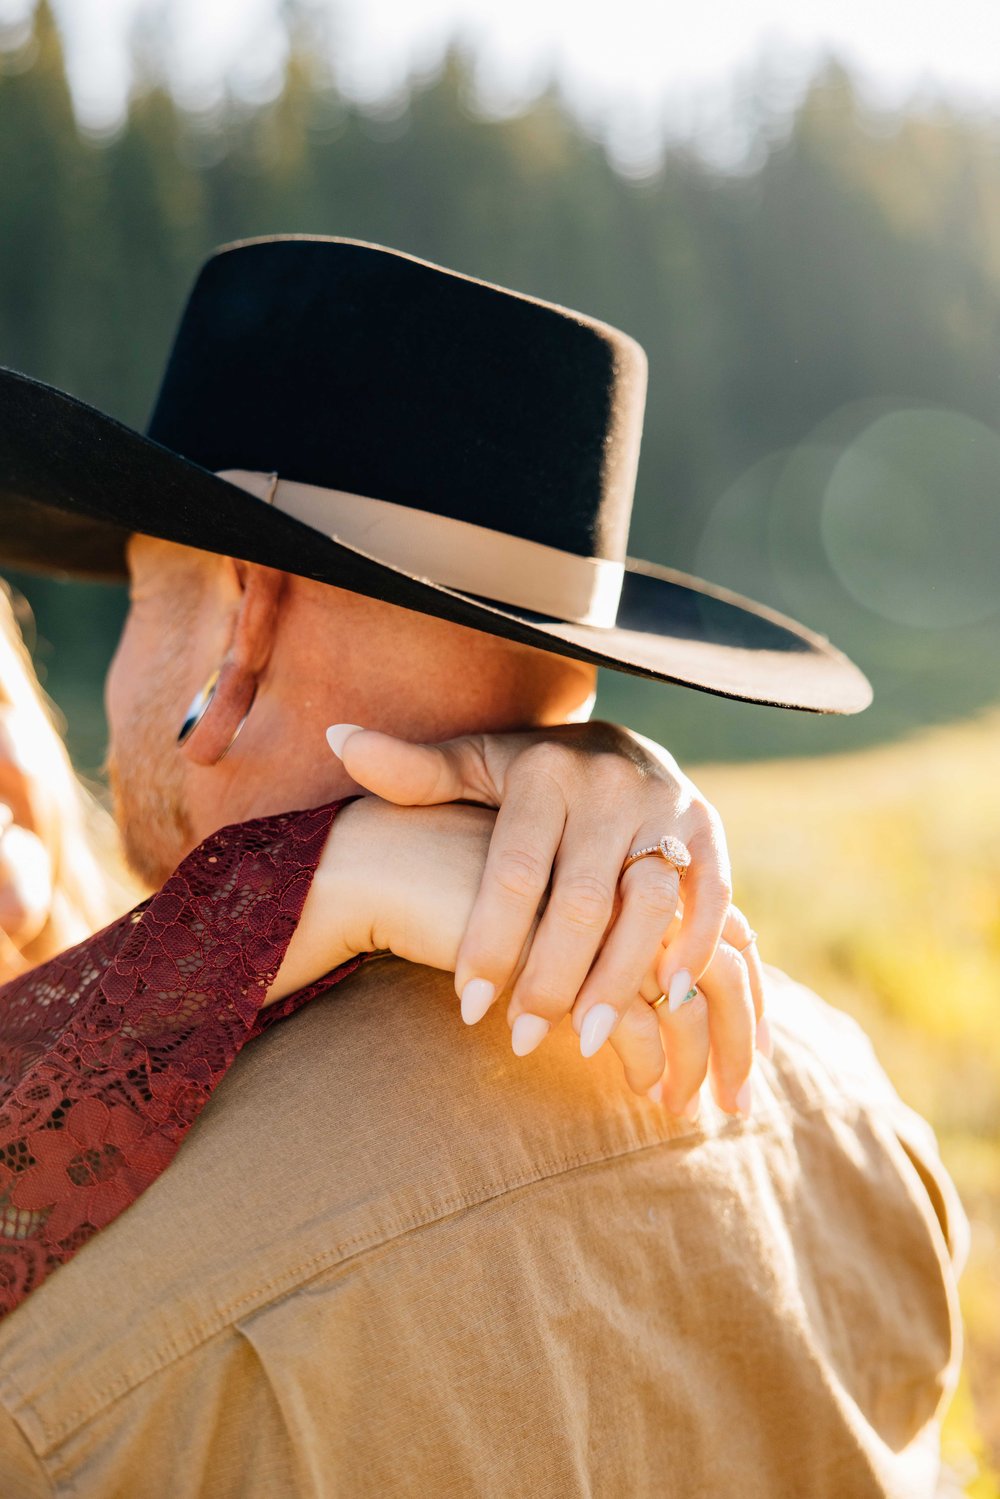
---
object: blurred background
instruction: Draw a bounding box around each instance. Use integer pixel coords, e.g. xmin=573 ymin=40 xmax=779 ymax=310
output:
xmin=0 ymin=0 xmax=998 ymax=1489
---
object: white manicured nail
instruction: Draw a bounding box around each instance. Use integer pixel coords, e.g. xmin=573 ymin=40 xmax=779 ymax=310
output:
xmin=460 ymin=978 xmax=495 ymax=1025
xmin=580 ymin=1004 xmax=617 ymax=1058
xmin=667 ymin=970 xmax=697 ymax=1013
xmin=647 ymin=1081 xmax=664 ymax=1104
xmin=511 ymin=1014 xmax=550 ymax=1057
xmin=681 ymin=1091 xmax=701 ymax=1122
xmin=756 ymin=1016 xmax=773 ymax=1059
xmin=325 ymin=723 xmax=364 ymax=758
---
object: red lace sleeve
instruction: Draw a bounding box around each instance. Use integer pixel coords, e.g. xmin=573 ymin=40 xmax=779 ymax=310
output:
xmin=0 ymin=800 xmax=362 ymax=1318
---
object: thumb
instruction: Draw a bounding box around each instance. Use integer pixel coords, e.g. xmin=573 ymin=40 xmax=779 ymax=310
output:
xmin=325 ymin=724 xmax=486 ymax=806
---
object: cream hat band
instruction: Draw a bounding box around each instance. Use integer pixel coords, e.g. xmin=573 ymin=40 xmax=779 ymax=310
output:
xmin=218 ymin=469 xmax=626 ymax=629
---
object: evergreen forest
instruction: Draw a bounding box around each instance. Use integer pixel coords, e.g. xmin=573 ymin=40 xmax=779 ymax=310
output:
xmin=2 ymin=1 xmax=1000 ymax=771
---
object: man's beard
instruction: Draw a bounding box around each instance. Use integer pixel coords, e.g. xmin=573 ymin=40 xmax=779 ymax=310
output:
xmin=106 ymin=652 xmax=195 ymax=890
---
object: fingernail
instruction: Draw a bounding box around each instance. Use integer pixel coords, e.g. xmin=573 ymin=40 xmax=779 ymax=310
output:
xmin=681 ymin=1092 xmax=701 ymax=1122
xmin=756 ymin=1015 xmax=773 ymax=1059
xmin=511 ymin=1014 xmax=550 ymax=1057
xmin=325 ymin=723 xmax=364 ymax=758
xmin=647 ymin=1081 xmax=664 ymax=1104
xmin=734 ymin=1079 xmax=753 ymax=1119
xmin=460 ymin=978 xmax=495 ymax=1025
xmin=580 ymin=1003 xmax=617 ymax=1058
xmin=667 ymin=971 xmax=697 ymax=1014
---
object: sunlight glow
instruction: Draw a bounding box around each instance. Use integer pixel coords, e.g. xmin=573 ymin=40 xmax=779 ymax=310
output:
xmin=13 ymin=0 xmax=1000 ymax=151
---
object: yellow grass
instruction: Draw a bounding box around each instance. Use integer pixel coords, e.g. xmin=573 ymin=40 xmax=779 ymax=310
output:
xmin=696 ymin=710 xmax=1000 ymax=1496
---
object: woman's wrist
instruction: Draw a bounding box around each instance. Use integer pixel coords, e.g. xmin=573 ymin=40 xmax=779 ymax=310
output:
xmin=264 ymin=795 xmax=498 ymax=1005
xmin=263 ymin=798 xmax=375 ymax=1006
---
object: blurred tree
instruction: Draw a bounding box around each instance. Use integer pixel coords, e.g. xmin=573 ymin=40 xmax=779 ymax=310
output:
xmin=0 ymin=1 xmax=79 ymax=387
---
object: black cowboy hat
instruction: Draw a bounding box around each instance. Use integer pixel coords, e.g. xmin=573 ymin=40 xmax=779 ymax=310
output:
xmin=0 ymin=235 xmax=870 ymax=713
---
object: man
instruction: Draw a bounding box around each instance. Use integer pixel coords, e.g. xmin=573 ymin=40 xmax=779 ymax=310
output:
xmin=0 ymin=238 xmax=964 ymax=1496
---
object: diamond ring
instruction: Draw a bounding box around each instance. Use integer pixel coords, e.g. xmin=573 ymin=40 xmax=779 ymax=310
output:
xmin=621 ymin=834 xmax=692 ymax=880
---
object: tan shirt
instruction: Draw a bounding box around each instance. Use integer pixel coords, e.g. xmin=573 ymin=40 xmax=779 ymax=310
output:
xmin=0 ymin=959 xmax=965 ymax=1498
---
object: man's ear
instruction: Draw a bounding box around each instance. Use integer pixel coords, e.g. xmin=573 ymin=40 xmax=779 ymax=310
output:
xmin=179 ymin=563 xmax=287 ymax=767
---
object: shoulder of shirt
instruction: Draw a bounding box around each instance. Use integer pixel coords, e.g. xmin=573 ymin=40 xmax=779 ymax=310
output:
xmin=762 ymin=964 xmax=968 ymax=1273
xmin=0 ymin=956 xmax=965 ymax=1472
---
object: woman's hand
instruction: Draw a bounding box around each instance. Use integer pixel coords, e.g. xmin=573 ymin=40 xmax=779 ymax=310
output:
xmin=635 ymin=900 xmax=768 ymax=1118
xmin=326 ymin=721 xmax=765 ymax=1112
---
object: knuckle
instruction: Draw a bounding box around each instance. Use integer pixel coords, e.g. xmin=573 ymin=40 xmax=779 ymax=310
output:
xmin=520 ymin=740 xmax=573 ymax=785
xmin=616 ymin=1012 xmax=664 ymax=1084
xmin=617 ymin=1001 xmax=661 ymax=1046
xmin=688 ymin=805 xmax=731 ymax=864
xmin=725 ymin=907 xmax=753 ymax=946
xmin=599 ymin=970 xmax=642 ymax=1008
xmin=552 ymin=872 xmax=614 ymax=929
xmin=693 ymin=794 xmax=723 ymax=830
xmin=686 ymin=795 xmax=713 ymax=827
xmin=718 ymin=942 xmax=751 ymax=983
xmin=663 ymin=989 xmax=709 ymax=1029
xmin=594 ymin=751 xmax=640 ymax=793
xmin=629 ymin=873 xmax=679 ymax=922
xmin=492 ymin=846 xmax=549 ymax=903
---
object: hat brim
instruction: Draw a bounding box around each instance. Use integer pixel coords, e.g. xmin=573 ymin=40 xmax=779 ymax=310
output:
xmin=0 ymin=368 xmax=871 ymax=714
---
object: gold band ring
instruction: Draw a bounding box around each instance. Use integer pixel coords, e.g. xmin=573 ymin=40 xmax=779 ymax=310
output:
xmin=621 ymin=834 xmax=692 ymax=880
xmin=648 ymin=993 xmax=669 ymax=1010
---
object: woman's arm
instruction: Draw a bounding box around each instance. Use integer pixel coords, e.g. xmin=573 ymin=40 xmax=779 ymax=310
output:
xmin=324 ymin=721 xmax=765 ymax=1113
xmin=272 ymin=791 xmax=762 ymax=1118
xmin=276 ymin=720 xmax=765 ymax=1113
xmin=265 ymin=798 xmax=497 ymax=1003
xmin=0 ymin=800 xmax=356 ymax=1319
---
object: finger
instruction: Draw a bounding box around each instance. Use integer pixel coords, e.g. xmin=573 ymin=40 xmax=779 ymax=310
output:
xmin=695 ymin=941 xmax=755 ymax=1116
xmin=649 ymin=977 xmax=711 ymax=1119
xmin=605 ymin=997 xmax=666 ymax=1096
xmin=569 ymin=845 xmax=681 ymax=1057
xmin=719 ymin=905 xmax=770 ymax=1058
xmin=326 ymin=725 xmax=492 ymax=806
xmin=505 ymin=809 xmax=633 ymax=1042
xmin=742 ymin=942 xmax=770 ymax=1057
xmin=0 ymin=825 xmax=53 ymax=948
xmin=720 ymin=906 xmax=760 ymax=1010
xmin=453 ymin=775 xmax=567 ymax=1027
xmin=655 ymin=809 xmax=733 ymax=1008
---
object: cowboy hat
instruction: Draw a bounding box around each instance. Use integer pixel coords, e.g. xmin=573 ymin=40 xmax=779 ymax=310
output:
xmin=0 ymin=235 xmax=871 ymax=713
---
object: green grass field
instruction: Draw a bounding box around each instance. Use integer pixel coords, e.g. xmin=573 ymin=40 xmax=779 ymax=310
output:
xmin=696 ymin=711 xmax=1000 ymax=1496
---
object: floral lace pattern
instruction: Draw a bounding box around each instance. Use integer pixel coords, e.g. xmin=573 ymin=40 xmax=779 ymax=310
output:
xmin=0 ymin=801 xmax=359 ymax=1318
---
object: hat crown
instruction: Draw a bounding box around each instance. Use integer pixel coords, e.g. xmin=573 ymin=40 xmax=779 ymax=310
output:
xmin=146 ymin=237 xmax=647 ymax=567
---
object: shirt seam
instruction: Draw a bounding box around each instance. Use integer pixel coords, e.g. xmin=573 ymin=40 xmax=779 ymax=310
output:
xmin=12 ymin=1084 xmax=904 ymax=1460
xmin=0 ymin=1408 xmax=55 ymax=1497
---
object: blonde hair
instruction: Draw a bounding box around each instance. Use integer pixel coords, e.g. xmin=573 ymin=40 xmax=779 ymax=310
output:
xmin=0 ymin=584 xmax=137 ymax=966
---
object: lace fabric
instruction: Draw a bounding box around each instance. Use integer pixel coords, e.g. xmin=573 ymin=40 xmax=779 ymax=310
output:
xmin=0 ymin=801 xmax=359 ymax=1318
